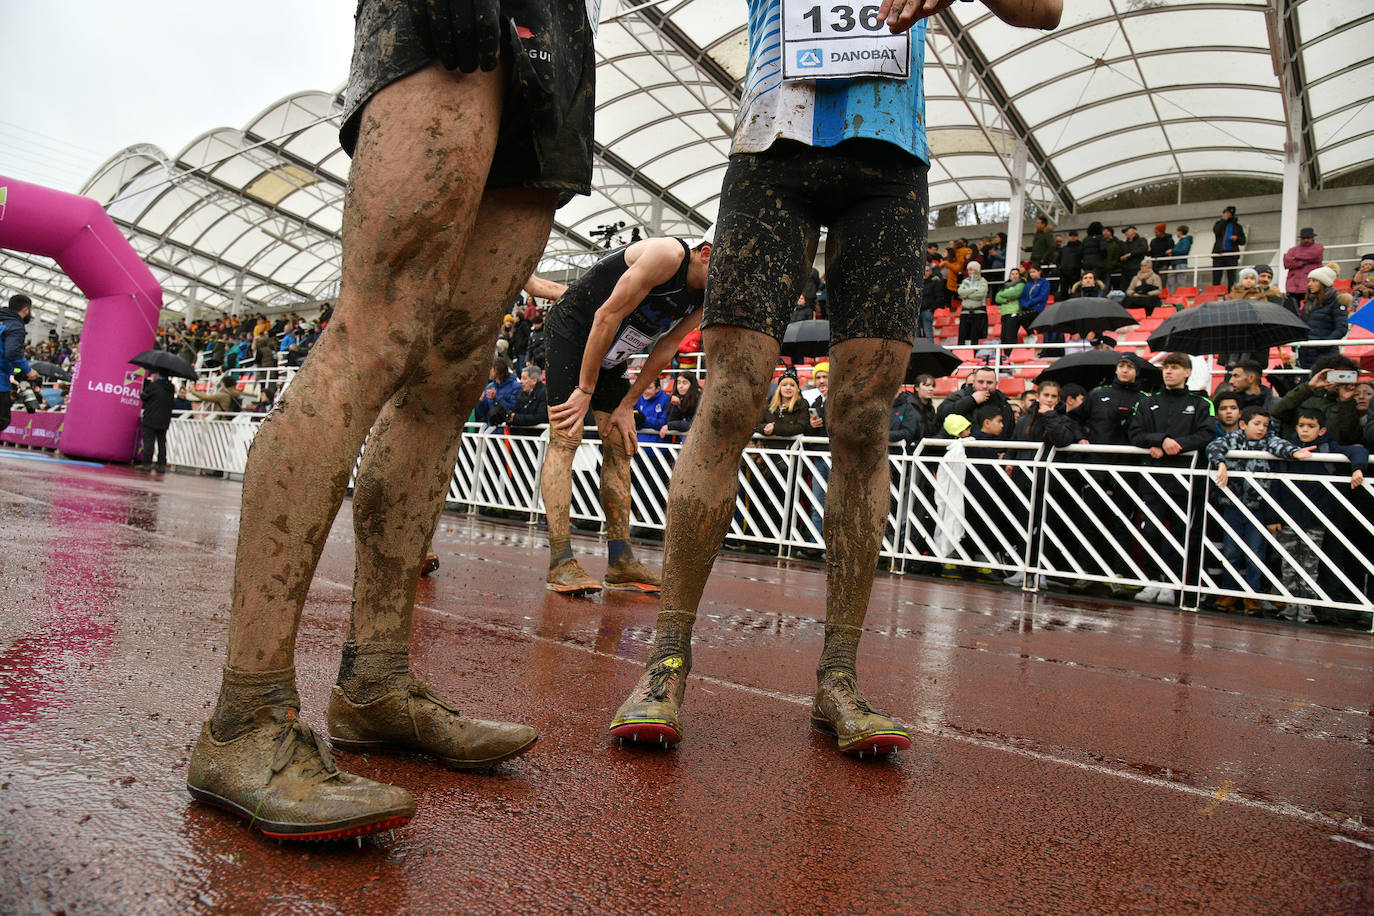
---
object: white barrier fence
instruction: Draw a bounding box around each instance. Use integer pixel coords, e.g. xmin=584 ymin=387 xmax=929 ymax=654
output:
xmin=165 ymin=416 xmax=1373 ymax=629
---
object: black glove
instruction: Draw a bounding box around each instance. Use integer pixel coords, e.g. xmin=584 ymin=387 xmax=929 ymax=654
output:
xmin=408 ymin=0 xmax=502 ymax=73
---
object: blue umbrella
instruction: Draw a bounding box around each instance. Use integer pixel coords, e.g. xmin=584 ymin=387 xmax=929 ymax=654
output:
xmin=1350 ymin=301 xmax=1374 ymax=333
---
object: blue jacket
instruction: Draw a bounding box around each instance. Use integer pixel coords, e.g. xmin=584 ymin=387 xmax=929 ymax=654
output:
xmin=635 ymin=388 xmax=672 ymax=442
xmin=1020 ymin=278 xmax=1051 ymax=314
xmin=475 ymin=374 xmax=520 ymax=424
xmin=0 ymin=308 xmax=32 ymax=392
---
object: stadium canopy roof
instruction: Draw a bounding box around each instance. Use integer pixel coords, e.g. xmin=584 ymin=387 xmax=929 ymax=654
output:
xmin=3 ymin=0 xmax=1370 ymax=326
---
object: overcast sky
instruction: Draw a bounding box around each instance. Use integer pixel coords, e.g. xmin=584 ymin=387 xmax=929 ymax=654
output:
xmin=0 ymin=1 xmax=355 ymax=193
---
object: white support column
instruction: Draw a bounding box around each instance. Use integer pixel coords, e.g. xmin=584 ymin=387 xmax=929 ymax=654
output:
xmin=230 ymin=273 xmax=246 ymax=317
xmin=1276 ymin=94 xmax=1303 ymax=292
xmin=1007 ymin=139 xmax=1027 ymax=270
xmin=185 ymin=283 xmax=200 ymax=326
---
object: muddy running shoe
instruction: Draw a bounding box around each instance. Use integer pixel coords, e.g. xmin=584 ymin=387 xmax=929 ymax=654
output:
xmin=608 ymin=655 xmax=687 ymax=746
xmin=811 ymin=671 xmax=911 ymax=758
xmin=604 ymin=557 xmax=662 ymax=593
xmin=186 ymin=707 xmax=414 ymax=841
xmin=420 ymin=552 xmax=440 ymax=577
xmin=327 ymin=678 xmax=537 ymax=770
xmin=547 ymin=558 xmax=602 ymax=595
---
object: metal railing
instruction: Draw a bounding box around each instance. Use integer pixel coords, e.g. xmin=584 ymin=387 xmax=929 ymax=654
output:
xmin=162 ymin=416 xmax=1373 ymax=629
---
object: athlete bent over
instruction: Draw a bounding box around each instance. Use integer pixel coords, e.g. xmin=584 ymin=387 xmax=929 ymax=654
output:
xmin=540 ymin=232 xmax=713 ymax=594
xmin=186 ymin=0 xmax=596 ymax=839
xmin=609 ymin=0 xmax=1061 ymax=756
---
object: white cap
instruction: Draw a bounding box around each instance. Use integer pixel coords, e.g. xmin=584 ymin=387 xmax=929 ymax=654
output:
xmin=690 ymin=224 xmax=715 ymax=249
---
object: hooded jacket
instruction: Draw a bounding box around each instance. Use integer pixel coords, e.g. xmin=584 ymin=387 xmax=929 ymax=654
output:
xmin=0 ymin=307 xmax=32 ymax=392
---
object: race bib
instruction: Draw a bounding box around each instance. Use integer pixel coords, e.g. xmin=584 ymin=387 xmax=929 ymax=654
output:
xmin=586 ymin=0 xmax=601 ymax=35
xmin=602 ymin=325 xmax=655 ymax=368
xmin=780 ymin=0 xmax=911 ymax=81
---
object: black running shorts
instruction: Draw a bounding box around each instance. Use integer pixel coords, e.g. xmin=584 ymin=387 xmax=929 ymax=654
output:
xmin=543 ymin=330 xmax=631 ymax=417
xmin=340 ymin=0 xmax=595 ymax=205
xmin=704 ymin=139 xmax=929 ymax=345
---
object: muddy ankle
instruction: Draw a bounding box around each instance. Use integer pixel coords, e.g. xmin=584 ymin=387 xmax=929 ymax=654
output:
xmin=816 ymin=622 xmax=861 ymax=682
xmin=210 ymin=665 xmax=299 ymax=741
xmin=336 ymin=641 xmax=411 ymax=704
xmin=549 ymin=538 xmax=573 ymax=570
xmin=648 ymin=610 xmax=695 ymax=670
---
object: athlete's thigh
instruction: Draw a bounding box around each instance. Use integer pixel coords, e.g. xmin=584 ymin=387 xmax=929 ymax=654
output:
xmin=704 ymin=148 xmax=821 ymax=343
xmin=823 ymin=157 xmax=929 ymax=345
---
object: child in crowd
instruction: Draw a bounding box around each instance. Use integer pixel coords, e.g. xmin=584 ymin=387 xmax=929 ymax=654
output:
xmin=1213 ymin=393 xmax=1242 ymax=438
xmin=1271 ymin=407 xmax=1369 ymax=623
xmin=1205 ymin=406 xmax=1312 ymax=612
xmin=932 ymin=414 xmax=974 ymax=557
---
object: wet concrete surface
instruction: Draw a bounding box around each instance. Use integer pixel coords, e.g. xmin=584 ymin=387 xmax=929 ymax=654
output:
xmin=0 ymin=448 xmax=1370 ymax=914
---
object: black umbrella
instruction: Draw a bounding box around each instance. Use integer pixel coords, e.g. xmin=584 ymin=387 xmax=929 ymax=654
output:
xmin=781 ymin=319 xmax=829 ymax=359
xmin=1035 ymin=349 xmax=1161 ymax=391
xmin=1146 ymin=299 xmax=1310 ymax=355
xmin=30 ymin=361 xmax=71 ymax=382
xmin=129 ymin=349 xmax=198 ymax=381
xmin=1027 ymin=297 xmax=1136 ymax=337
xmin=906 ymin=338 xmax=962 ymax=382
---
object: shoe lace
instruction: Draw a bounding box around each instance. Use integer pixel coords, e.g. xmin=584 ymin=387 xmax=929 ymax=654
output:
xmin=403 ymin=679 xmax=461 ymax=743
xmin=270 ymin=714 xmax=339 ymax=784
xmin=823 ymin=671 xmax=874 ymax=715
xmin=645 ymin=662 xmax=679 ymax=703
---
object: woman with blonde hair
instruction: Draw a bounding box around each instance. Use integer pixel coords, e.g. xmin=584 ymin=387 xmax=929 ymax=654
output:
xmin=757 ymin=367 xmax=809 ymax=438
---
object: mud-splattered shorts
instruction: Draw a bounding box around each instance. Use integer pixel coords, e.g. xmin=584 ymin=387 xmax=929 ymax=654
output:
xmin=340 ymin=0 xmax=595 ymax=205
xmin=704 ymin=138 xmax=929 ymax=345
xmin=543 ymin=329 xmax=631 ymax=415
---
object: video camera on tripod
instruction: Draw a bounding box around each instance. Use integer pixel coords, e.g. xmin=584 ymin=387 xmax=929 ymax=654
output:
xmin=591 ymin=221 xmax=627 ymax=248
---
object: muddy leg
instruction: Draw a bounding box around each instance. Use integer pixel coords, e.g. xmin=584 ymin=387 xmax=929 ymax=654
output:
xmin=816 ymin=338 xmax=908 ymax=679
xmin=213 ymin=63 xmax=504 ymax=737
xmin=340 ymin=188 xmax=556 ymax=699
xmin=648 ymin=326 xmax=779 ymax=666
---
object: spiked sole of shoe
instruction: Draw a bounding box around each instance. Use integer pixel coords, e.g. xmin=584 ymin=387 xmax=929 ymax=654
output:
xmin=420 ymin=557 xmax=440 ymax=576
xmin=328 ymin=733 xmax=538 ymax=770
xmin=608 ymin=720 xmax=680 ymax=746
xmin=546 ymin=581 xmax=602 ymax=595
xmin=187 ymin=786 xmax=412 ymax=841
xmin=811 ymin=719 xmax=911 ymax=756
xmin=602 ymin=580 xmax=661 ymax=593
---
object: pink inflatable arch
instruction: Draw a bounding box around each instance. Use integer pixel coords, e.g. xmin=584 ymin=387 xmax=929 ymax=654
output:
xmin=0 ymin=175 xmax=162 ymax=462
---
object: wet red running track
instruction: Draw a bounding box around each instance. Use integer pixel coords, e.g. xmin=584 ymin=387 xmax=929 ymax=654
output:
xmin=0 ymin=449 xmax=1370 ymax=914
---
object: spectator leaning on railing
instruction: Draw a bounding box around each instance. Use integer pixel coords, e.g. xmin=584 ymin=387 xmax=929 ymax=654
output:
xmin=1205 ymin=406 xmax=1311 ymax=613
xmin=1129 ymin=352 xmax=1215 ymax=605
xmin=1273 ymin=406 xmax=1369 ymax=624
